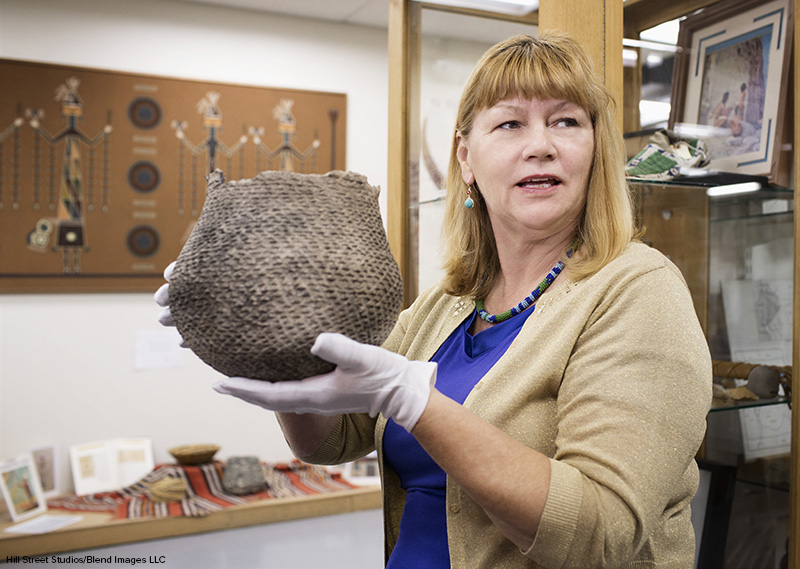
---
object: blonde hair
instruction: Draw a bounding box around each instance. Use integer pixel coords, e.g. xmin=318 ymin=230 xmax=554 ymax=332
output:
xmin=441 ymin=32 xmax=636 ymax=299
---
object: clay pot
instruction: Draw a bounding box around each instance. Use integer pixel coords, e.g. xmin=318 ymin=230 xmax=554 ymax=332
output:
xmin=169 ymin=169 xmax=403 ymax=382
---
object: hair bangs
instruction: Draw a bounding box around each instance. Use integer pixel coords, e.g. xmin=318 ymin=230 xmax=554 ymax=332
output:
xmin=469 ymin=37 xmax=599 ymax=120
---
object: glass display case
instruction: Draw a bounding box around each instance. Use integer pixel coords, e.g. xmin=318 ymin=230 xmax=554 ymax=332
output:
xmin=635 ymin=179 xmax=793 ymax=568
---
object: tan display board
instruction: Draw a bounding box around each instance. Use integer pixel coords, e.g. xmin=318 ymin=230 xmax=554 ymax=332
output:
xmin=0 ymin=59 xmax=346 ymax=293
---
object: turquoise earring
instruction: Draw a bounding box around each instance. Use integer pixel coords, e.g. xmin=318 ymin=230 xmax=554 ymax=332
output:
xmin=465 ymin=184 xmax=475 ymax=209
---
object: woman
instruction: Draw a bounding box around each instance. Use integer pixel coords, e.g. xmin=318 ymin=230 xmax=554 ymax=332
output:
xmin=730 ymin=82 xmax=748 ymax=136
xmin=710 ymin=91 xmax=730 ymax=128
xmin=163 ymin=33 xmax=712 ymax=568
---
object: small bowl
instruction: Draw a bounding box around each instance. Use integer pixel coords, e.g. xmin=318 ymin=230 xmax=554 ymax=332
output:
xmin=169 ymin=444 xmax=220 ymax=465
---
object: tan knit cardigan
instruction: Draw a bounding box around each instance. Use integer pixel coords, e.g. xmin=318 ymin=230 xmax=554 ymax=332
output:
xmin=303 ymin=242 xmax=712 ymax=568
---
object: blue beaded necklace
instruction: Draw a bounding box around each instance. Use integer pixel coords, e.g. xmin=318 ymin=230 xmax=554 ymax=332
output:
xmin=475 ymin=241 xmax=576 ymax=324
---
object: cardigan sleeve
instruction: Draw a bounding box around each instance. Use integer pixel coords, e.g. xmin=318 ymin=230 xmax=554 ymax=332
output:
xmin=525 ymin=262 xmax=712 ymax=568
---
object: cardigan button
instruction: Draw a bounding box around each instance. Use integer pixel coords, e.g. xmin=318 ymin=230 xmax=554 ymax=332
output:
xmin=449 ymin=503 xmax=461 ymax=514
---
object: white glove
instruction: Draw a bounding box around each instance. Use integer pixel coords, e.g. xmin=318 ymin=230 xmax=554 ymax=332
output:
xmin=154 ymin=261 xmax=187 ymax=347
xmin=213 ymin=333 xmax=437 ymax=432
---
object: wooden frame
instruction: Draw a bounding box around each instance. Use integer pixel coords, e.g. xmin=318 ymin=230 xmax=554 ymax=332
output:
xmin=0 ymin=59 xmax=346 ymax=293
xmin=669 ymin=0 xmax=794 ymax=184
xmin=0 ymin=453 xmax=47 ymax=523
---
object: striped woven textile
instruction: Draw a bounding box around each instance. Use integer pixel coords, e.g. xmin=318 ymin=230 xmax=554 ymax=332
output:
xmin=47 ymin=460 xmax=357 ymax=519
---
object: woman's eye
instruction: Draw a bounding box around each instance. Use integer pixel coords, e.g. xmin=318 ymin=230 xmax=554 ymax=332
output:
xmin=497 ymin=120 xmax=521 ymax=130
xmin=554 ymin=117 xmax=579 ymax=127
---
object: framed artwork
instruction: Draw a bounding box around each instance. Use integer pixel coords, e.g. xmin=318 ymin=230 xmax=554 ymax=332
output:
xmin=69 ymin=438 xmax=154 ymax=496
xmin=0 ymin=452 xmax=47 ymax=522
xmin=669 ymin=0 xmax=793 ymax=184
xmin=31 ymin=444 xmax=60 ymax=499
xmin=341 ymin=451 xmax=380 ymax=487
xmin=0 ymin=59 xmax=347 ymax=293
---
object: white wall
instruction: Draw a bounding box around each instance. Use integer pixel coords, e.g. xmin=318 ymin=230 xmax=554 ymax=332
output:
xmin=0 ymin=0 xmax=389 ymax=494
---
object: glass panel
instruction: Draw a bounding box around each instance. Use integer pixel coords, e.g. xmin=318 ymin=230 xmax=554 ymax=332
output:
xmin=637 ymin=19 xmax=681 ymax=129
xmin=412 ymin=9 xmax=535 ymax=295
xmin=637 ymin=180 xmax=793 ymax=568
xmin=623 ymin=20 xmax=682 ymax=175
xmin=705 ymin=189 xmax=792 ymax=569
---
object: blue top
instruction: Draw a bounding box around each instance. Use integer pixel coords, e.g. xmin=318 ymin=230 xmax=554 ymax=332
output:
xmin=383 ymin=307 xmax=534 ymax=568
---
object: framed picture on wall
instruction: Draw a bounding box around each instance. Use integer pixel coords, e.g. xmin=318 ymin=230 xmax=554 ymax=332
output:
xmin=0 ymin=59 xmax=347 ymax=293
xmin=0 ymin=452 xmax=47 ymax=522
xmin=668 ymin=0 xmax=793 ymax=184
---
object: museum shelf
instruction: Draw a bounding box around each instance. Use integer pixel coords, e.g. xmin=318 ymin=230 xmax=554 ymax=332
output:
xmin=634 ymin=177 xmax=793 ymax=567
xmin=710 ymin=395 xmax=792 ymax=412
xmin=0 ymin=485 xmax=382 ymax=559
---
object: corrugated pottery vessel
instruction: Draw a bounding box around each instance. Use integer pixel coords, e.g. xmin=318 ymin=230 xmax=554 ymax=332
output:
xmin=169 ymin=169 xmax=403 ymax=381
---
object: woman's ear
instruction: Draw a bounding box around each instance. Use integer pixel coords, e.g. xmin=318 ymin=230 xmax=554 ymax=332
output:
xmin=455 ymin=132 xmax=474 ymax=186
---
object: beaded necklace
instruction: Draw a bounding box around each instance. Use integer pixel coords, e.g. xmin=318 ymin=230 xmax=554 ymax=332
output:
xmin=475 ymin=241 xmax=576 ymax=324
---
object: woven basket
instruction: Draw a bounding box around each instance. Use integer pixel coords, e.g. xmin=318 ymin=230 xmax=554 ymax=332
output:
xmin=169 ymin=444 xmax=220 ymax=465
xmin=149 ymin=477 xmax=189 ymax=502
xmin=169 ymin=169 xmax=403 ymax=382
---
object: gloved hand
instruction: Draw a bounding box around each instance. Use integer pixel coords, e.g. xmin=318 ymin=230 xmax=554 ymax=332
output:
xmin=213 ymin=332 xmax=437 ymax=432
xmin=154 ymin=261 xmax=187 ymax=347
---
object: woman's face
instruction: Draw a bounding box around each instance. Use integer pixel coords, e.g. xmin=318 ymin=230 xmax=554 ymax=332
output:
xmin=456 ymin=96 xmax=594 ymax=243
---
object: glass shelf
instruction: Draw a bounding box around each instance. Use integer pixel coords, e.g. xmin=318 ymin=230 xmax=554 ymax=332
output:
xmin=710 ymin=395 xmax=791 ymax=413
xmin=711 ymin=210 xmax=794 ymax=224
xmin=627 ymin=173 xmax=781 ymax=189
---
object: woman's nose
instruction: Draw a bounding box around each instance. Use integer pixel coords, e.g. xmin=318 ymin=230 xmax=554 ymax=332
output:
xmin=522 ymin=126 xmax=555 ymax=160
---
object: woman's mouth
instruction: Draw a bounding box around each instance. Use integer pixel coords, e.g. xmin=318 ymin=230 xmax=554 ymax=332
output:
xmin=517 ymin=177 xmax=561 ymax=189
